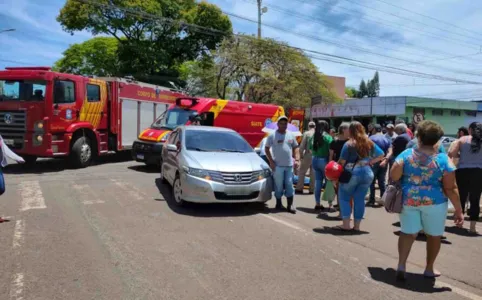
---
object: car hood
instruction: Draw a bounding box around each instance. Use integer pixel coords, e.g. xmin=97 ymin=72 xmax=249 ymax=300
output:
xmin=185 ymin=151 xmax=268 ymax=172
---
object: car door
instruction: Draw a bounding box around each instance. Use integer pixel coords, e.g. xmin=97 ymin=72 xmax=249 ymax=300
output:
xmin=163 ymin=129 xmax=179 ymax=183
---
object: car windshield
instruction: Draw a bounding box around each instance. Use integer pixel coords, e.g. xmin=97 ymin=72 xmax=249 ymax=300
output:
xmin=151 ymin=108 xmax=197 ymax=130
xmin=185 ymin=130 xmax=254 ymax=153
xmin=0 ymin=79 xmax=47 ymax=102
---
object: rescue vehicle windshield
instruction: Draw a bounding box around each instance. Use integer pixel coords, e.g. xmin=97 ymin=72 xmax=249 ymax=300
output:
xmin=0 ymin=79 xmax=47 ymax=102
xmin=151 ymin=108 xmax=197 ymax=130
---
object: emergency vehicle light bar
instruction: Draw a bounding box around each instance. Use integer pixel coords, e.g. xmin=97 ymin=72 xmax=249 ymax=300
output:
xmin=175 ymin=97 xmax=199 ymax=108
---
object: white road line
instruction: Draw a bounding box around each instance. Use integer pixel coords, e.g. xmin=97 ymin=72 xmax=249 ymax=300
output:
xmin=72 ymin=184 xmax=105 ymax=205
xmin=110 ymin=179 xmax=144 ymax=201
xmin=260 ymin=214 xmax=306 ymax=232
xmin=10 ymin=273 xmax=24 ymax=300
xmin=261 ymin=213 xmax=482 ymax=299
xmin=435 ymin=281 xmax=482 ymax=300
xmin=12 ymin=220 xmax=24 ymax=250
xmin=19 ymin=181 xmax=46 ymax=211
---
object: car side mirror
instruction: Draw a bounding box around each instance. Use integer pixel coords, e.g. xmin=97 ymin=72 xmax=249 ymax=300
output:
xmin=166 ymin=144 xmax=178 ymax=152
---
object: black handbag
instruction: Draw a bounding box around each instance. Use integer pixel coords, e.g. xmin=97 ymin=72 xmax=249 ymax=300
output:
xmin=338 ymin=157 xmax=358 ymax=184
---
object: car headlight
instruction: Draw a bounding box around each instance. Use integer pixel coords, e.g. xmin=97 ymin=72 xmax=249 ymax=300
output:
xmin=182 ymin=166 xmax=212 ymax=181
xmin=255 ymin=169 xmax=271 ymax=181
xmin=34 ymin=121 xmax=44 ymax=132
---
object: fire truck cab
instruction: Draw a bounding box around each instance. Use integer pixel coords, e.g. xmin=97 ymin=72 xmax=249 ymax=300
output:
xmin=0 ymin=66 xmax=184 ymax=168
xmin=132 ymin=97 xmax=293 ymax=166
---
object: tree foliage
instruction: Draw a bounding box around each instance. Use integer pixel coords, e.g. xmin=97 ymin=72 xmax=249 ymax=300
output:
xmin=53 ymin=37 xmax=120 ymax=76
xmin=180 ymin=36 xmax=340 ymax=107
xmin=57 ymin=0 xmax=232 ymax=80
xmin=356 ymin=71 xmax=380 ymax=98
xmin=345 ymin=87 xmax=357 ymax=98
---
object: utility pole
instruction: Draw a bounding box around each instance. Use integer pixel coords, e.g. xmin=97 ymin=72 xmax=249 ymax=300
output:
xmin=257 ymin=0 xmax=268 ymax=38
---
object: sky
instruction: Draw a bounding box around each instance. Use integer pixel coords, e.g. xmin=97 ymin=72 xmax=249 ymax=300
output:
xmin=2 ymin=0 xmax=482 ymax=100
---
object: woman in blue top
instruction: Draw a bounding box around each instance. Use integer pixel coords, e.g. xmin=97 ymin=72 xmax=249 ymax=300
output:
xmin=336 ymin=121 xmax=384 ymax=231
xmin=390 ymin=120 xmax=464 ymax=281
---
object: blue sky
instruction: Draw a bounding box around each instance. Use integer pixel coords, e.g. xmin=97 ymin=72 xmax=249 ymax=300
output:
xmin=2 ymin=0 xmax=482 ymax=99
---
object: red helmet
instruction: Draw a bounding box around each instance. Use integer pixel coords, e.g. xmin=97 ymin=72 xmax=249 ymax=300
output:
xmin=325 ymin=161 xmax=344 ymax=181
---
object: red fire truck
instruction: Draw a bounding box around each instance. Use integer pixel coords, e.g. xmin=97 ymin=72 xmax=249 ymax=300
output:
xmin=0 ymin=66 xmax=185 ymax=168
xmin=132 ymin=97 xmax=304 ymax=166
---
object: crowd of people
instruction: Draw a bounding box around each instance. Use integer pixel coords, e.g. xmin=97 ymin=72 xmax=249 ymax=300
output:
xmin=263 ymin=116 xmax=481 ymax=280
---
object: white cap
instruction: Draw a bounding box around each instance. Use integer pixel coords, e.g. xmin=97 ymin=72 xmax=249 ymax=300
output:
xmin=277 ymin=116 xmax=288 ymax=122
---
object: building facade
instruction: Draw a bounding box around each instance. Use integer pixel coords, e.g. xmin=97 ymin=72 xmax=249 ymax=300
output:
xmin=311 ymin=96 xmax=481 ymax=136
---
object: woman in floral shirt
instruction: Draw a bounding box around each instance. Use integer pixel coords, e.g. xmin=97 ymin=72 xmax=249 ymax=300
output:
xmin=390 ymin=120 xmax=464 ymax=281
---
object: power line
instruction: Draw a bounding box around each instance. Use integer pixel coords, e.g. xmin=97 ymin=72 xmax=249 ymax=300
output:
xmin=308 ymin=0 xmax=482 ymax=50
xmin=368 ymin=0 xmax=482 ymax=39
xmin=332 ymin=0 xmax=482 ymax=44
xmin=223 ymin=10 xmax=482 ymax=78
xmin=70 ymin=0 xmax=482 ymax=85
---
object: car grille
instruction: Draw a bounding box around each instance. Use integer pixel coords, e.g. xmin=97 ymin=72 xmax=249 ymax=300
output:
xmin=134 ymin=142 xmax=153 ymax=152
xmin=214 ymin=191 xmax=260 ymax=200
xmin=209 ymin=171 xmax=260 ymax=185
xmin=0 ymin=111 xmax=26 ymax=150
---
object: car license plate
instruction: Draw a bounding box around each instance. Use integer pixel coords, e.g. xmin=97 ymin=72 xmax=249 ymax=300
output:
xmin=225 ymin=187 xmax=249 ymax=196
xmin=136 ymin=154 xmax=145 ymax=160
xmin=3 ymin=139 xmax=14 ymax=146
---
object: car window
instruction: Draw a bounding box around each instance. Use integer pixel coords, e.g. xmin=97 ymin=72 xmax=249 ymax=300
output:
xmin=185 ymin=130 xmax=253 ymax=153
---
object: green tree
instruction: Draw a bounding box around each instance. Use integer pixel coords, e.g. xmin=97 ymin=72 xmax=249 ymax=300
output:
xmin=57 ymin=0 xmax=232 ymax=79
xmin=53 ymin=37 xmax=120 ymax=76
xmin=345 ymin=87 xmax=358 ymax=98
xmin=359 ymin=80 xmax=368 ymax=98
xmin=183 ymin=36 xmax=340 ymax=107
xmin=373 ymin=71 xmax=380 ymax=96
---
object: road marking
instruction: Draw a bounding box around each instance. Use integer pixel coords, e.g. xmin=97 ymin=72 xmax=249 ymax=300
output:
xmin=110 ymin=179 xmax=144 ymax=201
xmin=260 ymin=214 xmax=306 ymax=232
xmin=10 ymin=273 xmax=24 ymax=300
xmin=435 ymin=281 xmax=482 ymax=300
xmin=19 ymin=181 xmax=46 ymax=211
xmin=72 ymin=184 xmax=105 ymax=205
xmin=12 ymin=220 xmax=24 ymax=250
xmin=261 ymin=212 xmax=482 ymax=299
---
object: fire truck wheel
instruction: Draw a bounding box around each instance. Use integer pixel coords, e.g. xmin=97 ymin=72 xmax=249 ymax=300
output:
xmin=172 ymin=174 xmax=185 ymax=207
xmin=70 ymin=136 xmax=92 ymax=168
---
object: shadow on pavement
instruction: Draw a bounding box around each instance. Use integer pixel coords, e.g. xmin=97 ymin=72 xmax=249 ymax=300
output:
xmin=393 ymin=231 xmax=452 ymax=245
xmin=128 ymin=164 xmax=159 ymax=174
xmin=297 ymin=207 xmax=320 ymax=214
xmin=154 ymin=178 xmax=265 ymax=218
xmin=368 ymin=267 xmax=452 ymax=294
xmin=3 ymin=152 xmax=132 ymax=175
xmin=444 ymin=226 xmax=481 ymax=237
xmin=313 ymin=226 xmax=369 ymax=236
xmin=317 ymin=213 xmax=342 ymax=221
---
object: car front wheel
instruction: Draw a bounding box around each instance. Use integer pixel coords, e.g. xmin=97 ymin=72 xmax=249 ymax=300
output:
xmin=172 ymin=174 xmax=185 ymax=207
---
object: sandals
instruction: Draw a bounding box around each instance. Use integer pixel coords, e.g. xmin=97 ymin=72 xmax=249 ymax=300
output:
xmin=332 ymin=226 xmax=352 ymax=231
xmin=423 ymin=270 xmax=441 ymax=278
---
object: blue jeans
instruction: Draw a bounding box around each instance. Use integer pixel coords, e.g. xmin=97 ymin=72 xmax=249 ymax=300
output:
xmin=312 ymin=157 xmax=328 ymax=204
xmin=339 ymin=166 xmax=374 ymax=221
xmin=0 ymin=168 xmax=4 ymax=195
xmin=273 ymin=166 xmax=294 ymax=199
xmin=369 ymin=162 xmax=387 ymax=202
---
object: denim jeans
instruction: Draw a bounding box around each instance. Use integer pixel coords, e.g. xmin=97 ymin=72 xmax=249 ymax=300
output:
xmin=339 ymin=165 xmax=374 ymax=221
xmin=312 ymin=157 xmax=328 ymax=204
xmin=369 ymin=162 xmax=387 ymax=202
xmin=273 ymin=166 xmax=294 ymax=199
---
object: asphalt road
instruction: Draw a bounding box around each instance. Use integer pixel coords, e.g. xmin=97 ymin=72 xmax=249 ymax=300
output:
xmin=0 ymin=156 xmax=481 ymax=300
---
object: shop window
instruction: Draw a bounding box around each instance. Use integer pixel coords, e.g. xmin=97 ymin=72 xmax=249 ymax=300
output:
xmin=450 ymin=110 xmax=461 ymax=116
xmin=432 ymin=109 xmax=443 ymax=116
xmin=466 ymin=111 xmax=477 ymax=117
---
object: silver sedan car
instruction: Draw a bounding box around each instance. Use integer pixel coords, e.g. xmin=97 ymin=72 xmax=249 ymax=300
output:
xmin=160 ymin=126 xmax=273 ymax=206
